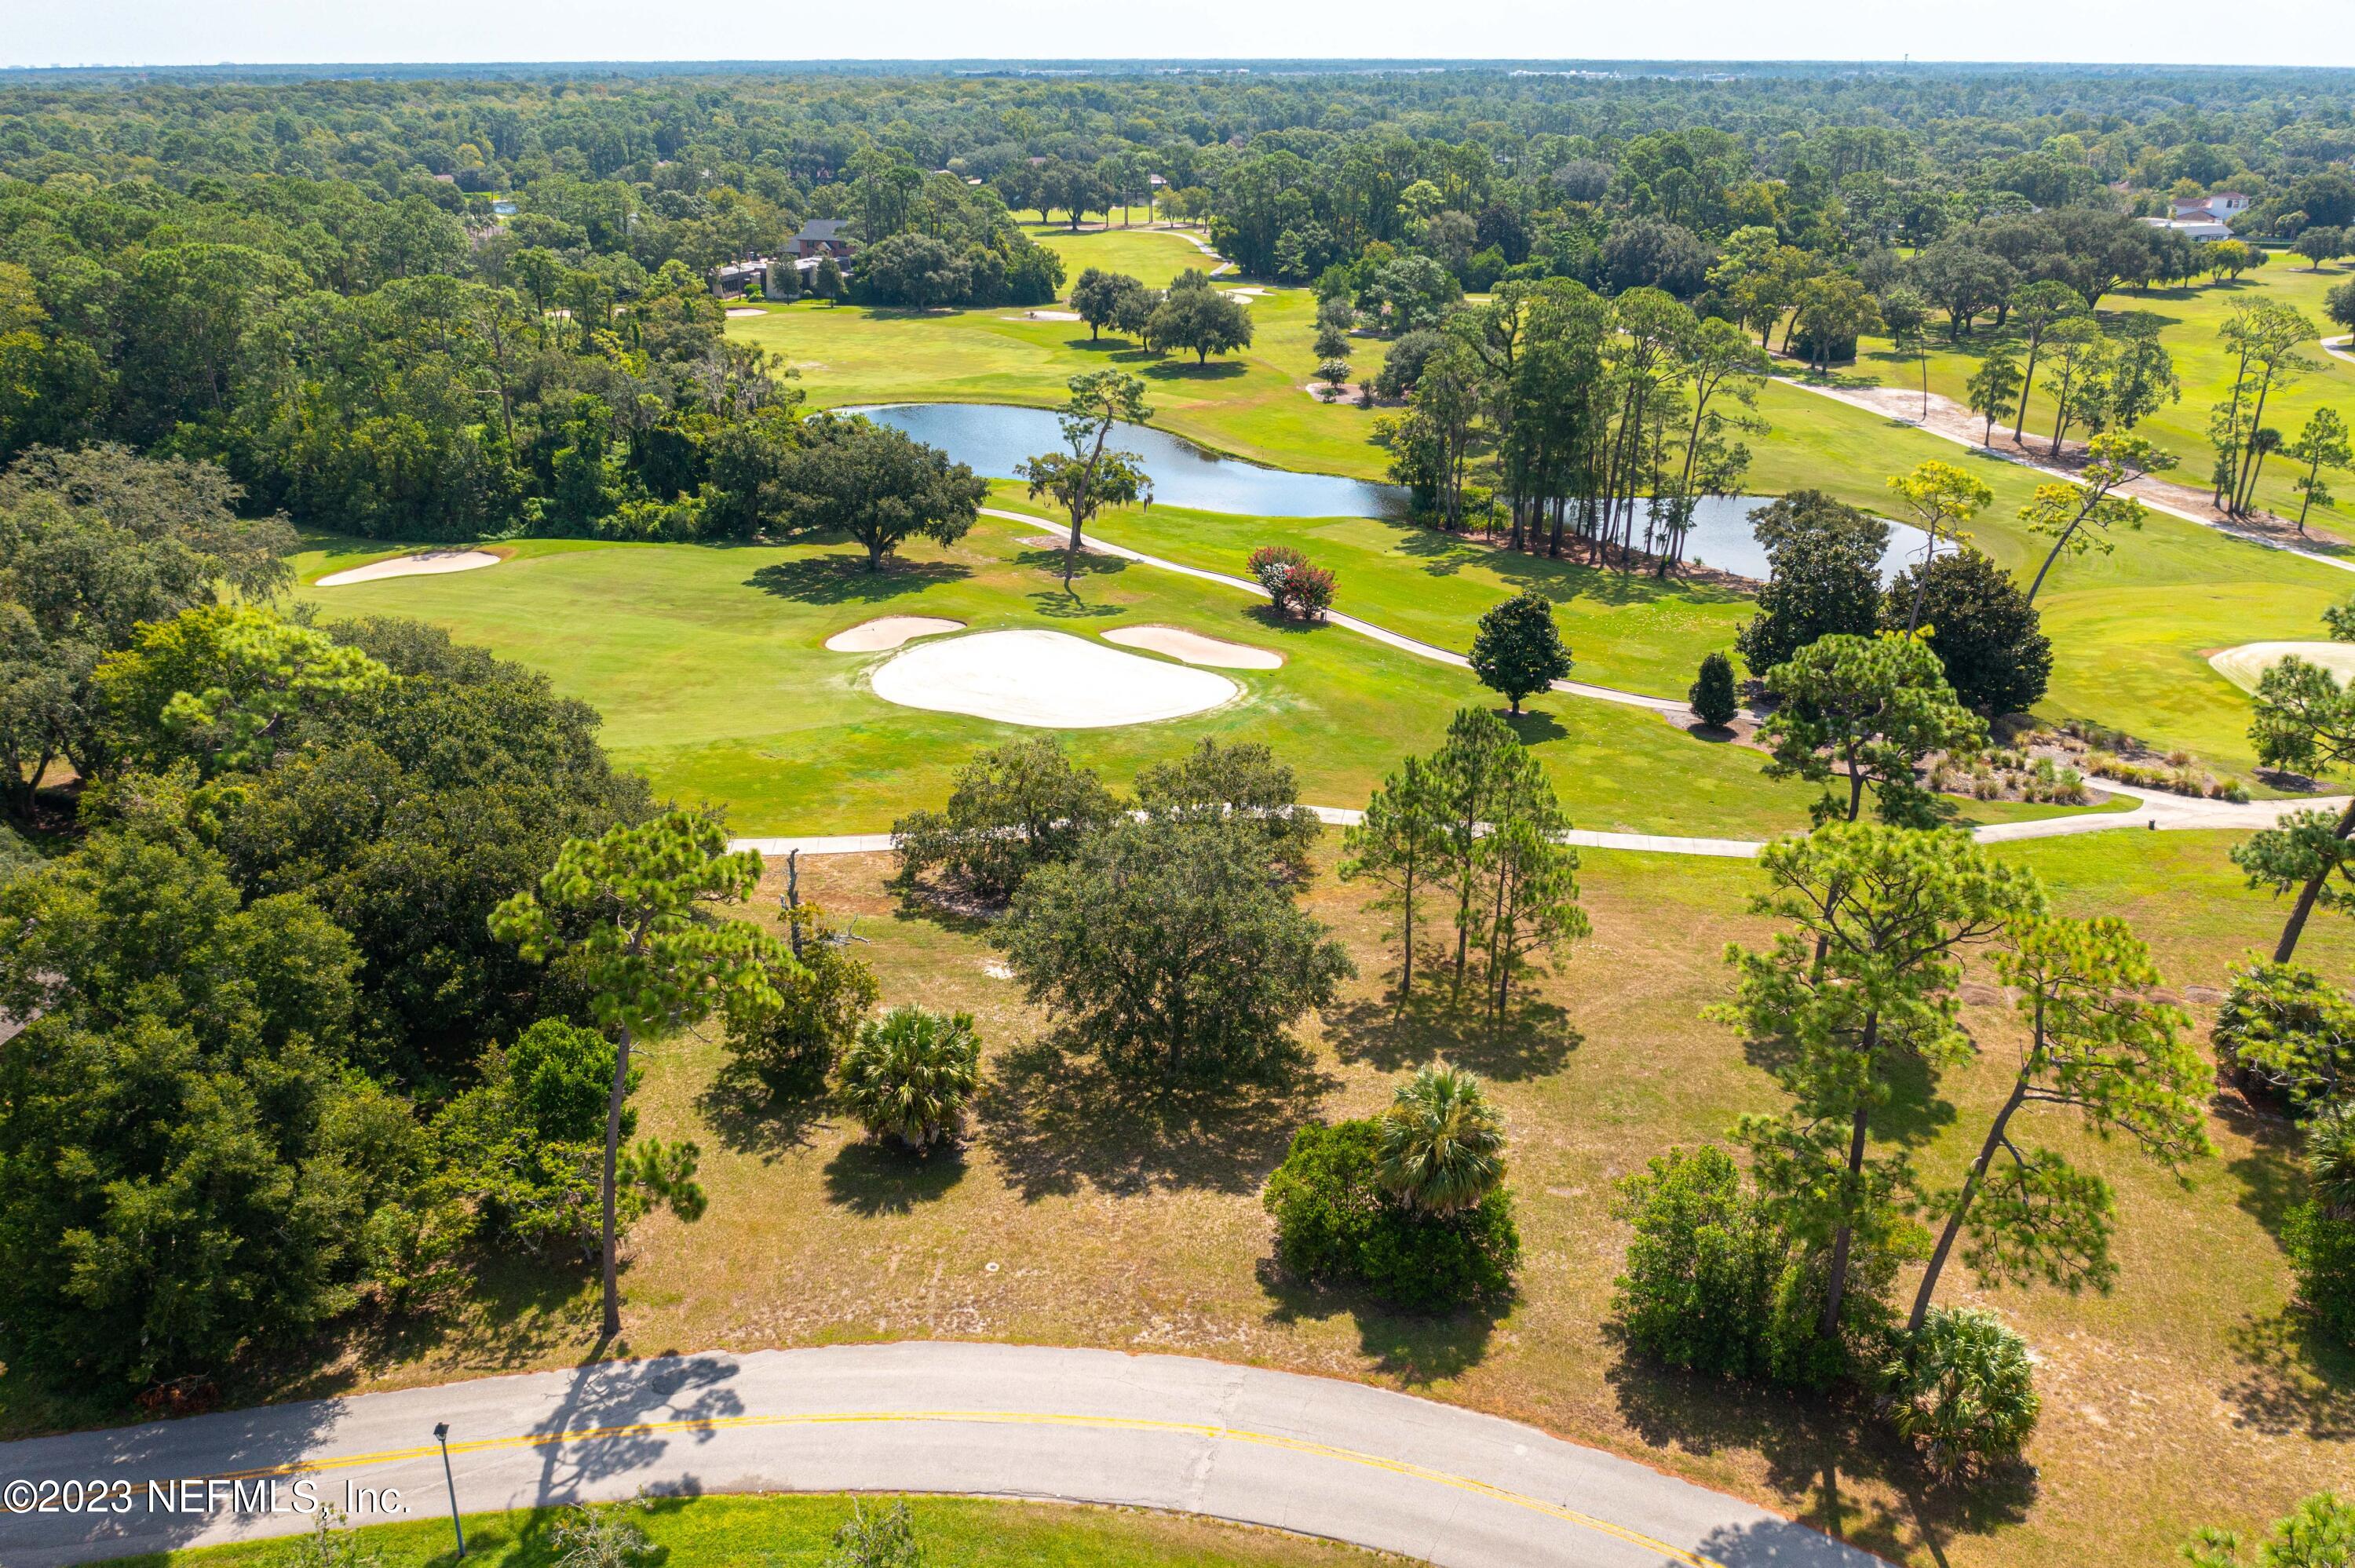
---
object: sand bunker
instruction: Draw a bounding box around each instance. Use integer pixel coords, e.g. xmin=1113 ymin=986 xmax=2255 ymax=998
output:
xmin=824 ymin=615 xmax=966 ymax=652
xmin=316 ymin=549 xmax=501 ymax=587
xmin=725 ymin=307 xmax=765 ymax=318
xmin=2210 ymin=641 xmax=2355 ymax=691
xmin=870 ymin=628 xmax=1238 ymax=728
xmin=1010 ymin=309 xmax=1083 ymax=321
xmin=1104 ymin=624 xmax=1283 ymax=670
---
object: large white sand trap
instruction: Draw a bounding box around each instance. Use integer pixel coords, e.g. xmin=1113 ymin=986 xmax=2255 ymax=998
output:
xmin=824 ymin=615 xmax=966 ymax=652
xmin=725 ymin=307 xmax=766 ymax=318
xmin=871 ymin=629 xmax=1238 ymax=728
xmin=2211 ymin=641 xmax=2355 ymax=691
xmin=316 ymin=549 xmax=500 ymax=587
xmin=1008 ymin=309 xmax=1083 ymax=321
xmin=1104 ymin=624 xmax=1283 ymax=670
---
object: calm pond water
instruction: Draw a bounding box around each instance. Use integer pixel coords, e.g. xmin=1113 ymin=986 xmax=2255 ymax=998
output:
xmin=850 ymin=401 xmax=1939 ymax=582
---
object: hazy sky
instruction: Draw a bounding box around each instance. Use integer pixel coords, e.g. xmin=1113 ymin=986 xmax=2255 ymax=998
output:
xmin=4 ymin=0 xmax=2351 ymax=70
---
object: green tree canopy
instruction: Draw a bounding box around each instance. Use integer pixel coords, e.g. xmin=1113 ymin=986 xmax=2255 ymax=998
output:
xmin=774 ymin=414 xmax=987 ymax=570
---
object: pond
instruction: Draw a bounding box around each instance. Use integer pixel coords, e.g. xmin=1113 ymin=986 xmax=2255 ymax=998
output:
xmin=849 ymin=402 xmax=1941 ymax=582
xmin=847 ymin=401 xmax=1407 ymax=519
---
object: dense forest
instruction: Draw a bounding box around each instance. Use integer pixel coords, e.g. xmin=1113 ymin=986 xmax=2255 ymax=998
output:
xmin=2 ymin=64 xmax=2350 ymax=544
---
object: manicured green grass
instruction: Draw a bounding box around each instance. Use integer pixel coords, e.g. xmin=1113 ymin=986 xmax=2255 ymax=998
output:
xmin=999 ymin=486 xmax=1755 ymax=699
xmin=730 ymin=227 xmax=1393 ymax=481
xmin=143 ymin=1494 xmax=1406 ymax=1566
xmin=1845 ymin=261 xmax=2355 ymax=534
xmin=732 ymin=249 xmax=2355 ymax=779
xmin=293 ymin=526 xmax=1824 ymax=839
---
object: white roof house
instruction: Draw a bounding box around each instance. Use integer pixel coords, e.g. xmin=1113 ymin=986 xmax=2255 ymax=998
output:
xmin=2143 ymin=215 xmax=2233 ymax=242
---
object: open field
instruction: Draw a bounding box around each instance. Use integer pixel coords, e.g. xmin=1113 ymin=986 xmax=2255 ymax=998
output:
xmin=139 ymin=1494 xmax=1411 ymax=1567
xmin=728 ymin=229 xmax=2355 ymax=780
xmin=201 ymin=829 xmax=2355 ymax=1568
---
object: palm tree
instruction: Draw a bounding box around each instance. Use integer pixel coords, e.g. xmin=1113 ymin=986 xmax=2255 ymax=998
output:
xmin=1375 ymin=1063 xmax=1506 ymax=1214
xmin=838 ymin=1006 xmax=982 ymax=1151
xmin=2308 ymin=1104 xmax=2355 ymax=1220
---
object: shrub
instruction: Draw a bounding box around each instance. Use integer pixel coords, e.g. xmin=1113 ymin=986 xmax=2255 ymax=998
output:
xmin=1879 ymin=1307 xmax=2041 ymax=1472
xmin=1612 ymin=1146 xmax=1784 ymax=1378
xmin=2288 ymin=1202 xmax=2355 ymax=1346
xmin=1609 ymin=1145 xmax=1864 ymax=1389
xmin=2214 ymin=960 xmax=2355 ymax=1108
xmin=2185 ymin=1491 xmax=2355 ymax=1568
xmin=1249 ymin=544 xmax=1335 ymax=620
xmin=549 ymin=1501 xmax=658 ymax=1568
xmin=727 ymin=935 xmax=880 ymax=1080
xmin=1689 ymin=651 xmax=1740 ymax=727
xmin=837 ymin=1006 xmax=982 ymax=1151
xmin=1263 ymin=1118 xmax=1519 ymax=1312
xmin=825 ymin=1498 xmax=924 ymax=1568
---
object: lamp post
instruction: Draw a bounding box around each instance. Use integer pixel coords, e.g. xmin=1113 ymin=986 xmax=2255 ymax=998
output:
xmin=432 ymin=1422 xmax=466 ymax=1559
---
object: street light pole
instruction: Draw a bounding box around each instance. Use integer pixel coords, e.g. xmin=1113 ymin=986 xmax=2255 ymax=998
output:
xmin=433 ymin=1422 xmax=466 ymax=1559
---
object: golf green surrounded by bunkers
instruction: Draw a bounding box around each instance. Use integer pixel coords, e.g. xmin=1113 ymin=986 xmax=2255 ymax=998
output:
xmin=296 ymin=225 xmax=2355 ymax=837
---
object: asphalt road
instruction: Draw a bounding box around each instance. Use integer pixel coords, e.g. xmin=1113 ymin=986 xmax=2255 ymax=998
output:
xmin=0 ymin=1343 xmax=1888 ymax=1567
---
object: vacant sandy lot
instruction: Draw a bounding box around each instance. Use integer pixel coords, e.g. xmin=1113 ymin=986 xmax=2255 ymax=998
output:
xmin=825 ymin=615 xmax=966 ymax=652
xmin=1104 ymin=624 xmax=1284 ymax=670
xmin=316 ymin=549 xmax=501 ymax=587
xmin=2208 ymin=640 xmax=2355 ymax=691
xmin=868 ymin=628 xmax=1239 ymax=727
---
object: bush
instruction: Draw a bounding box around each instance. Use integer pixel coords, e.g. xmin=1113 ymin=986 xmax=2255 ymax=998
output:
xmin=1468 ymin=590 xmax=1571 ymax=713
xmin=1263 ymin=1118 xmax=1519 ymax=1312
xmin=2290 ymin=1199 xmax=2355 ymax=1346
xmin=1612 ymin=1146 xmax=1784 ymax=1378
xmin=1249 ymin=544 xmax=1335 ymax=620
xmin=1611 ymin=1144 xmax=1886 ymax=1391
xmin=892 ymin=738 xmax=1123 ymax=902
xmin=837 ymin=1006 xmax=982 ymax=1151
xmin=1377 ymin=1063 xmax=1505 ymax=1214
xmin=2214 ymin=960 xmax=2355 ymax=1109
xmin=825 ymin=1498 xmax=923 ymax=1568
xmin=1689 ymin=651 xmax=1740 ymax=727
xmin=1879 ymin=1307 xmax=2041 ymax=1473
xmin=726 ymin=935 xmax=880 ymax=1080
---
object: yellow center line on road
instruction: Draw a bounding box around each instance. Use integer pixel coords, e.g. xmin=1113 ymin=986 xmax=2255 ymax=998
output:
xmin=190 ymin=1408 xmax=1730 ymax=1567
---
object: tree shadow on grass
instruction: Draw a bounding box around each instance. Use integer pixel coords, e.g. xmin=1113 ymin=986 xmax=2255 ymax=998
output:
xmin=1145 ymin=359 xmax=1248 ymax=381
xmin=1026 ymin=588 xmax=1130 ymax=620
xmin=2221 ymin=1305 xmax=2355 ymax=1441
xmin=823 ymin=1138 xmax=969 ymax=1216
xmin=1241 ymin=604 xmax=1326 ymax=636
xmin=748 ymin=556 xmax=969 ymax=605
xmin=1605 ymin=1346 xmax=2034 ymax=1567
xmin=696 ymin=1056 xmax=830 ymax=1165
xmin=1256 ymin=1263 xmax=1507 ymax=1385
xmin=1322 ymin=991 xmax=1580 ymax=1082
xmin=1501 ymin=709 xmax=1568 ymax=746
xmin=1013 ymin=544 xmax=1128 ymax=579
xmin=976 ymin=1034 xmax=1336 ymax=1202
xmin=2222 ymin=1096 xmax=2306 ymax=1243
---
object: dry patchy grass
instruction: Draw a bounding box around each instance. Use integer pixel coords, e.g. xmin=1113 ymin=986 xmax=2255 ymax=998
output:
xmin=267 ymin=831 xmax=2354 ymax=1568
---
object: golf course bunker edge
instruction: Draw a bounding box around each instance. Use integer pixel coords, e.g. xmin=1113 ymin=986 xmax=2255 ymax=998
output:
xmin=869 ymin=627 xmax=1240 ymax=728
xmin=2207 ymin=640 xmax=2355 ymax=693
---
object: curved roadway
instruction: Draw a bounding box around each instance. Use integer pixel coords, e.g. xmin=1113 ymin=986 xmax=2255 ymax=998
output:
xmin=0 ymin=1344 xmax=1886 ymax=1568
